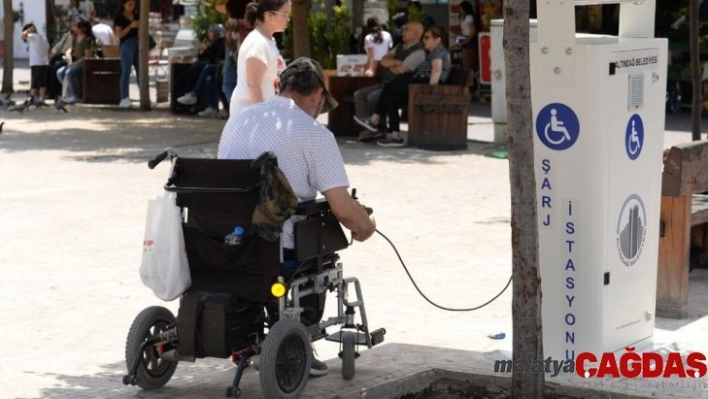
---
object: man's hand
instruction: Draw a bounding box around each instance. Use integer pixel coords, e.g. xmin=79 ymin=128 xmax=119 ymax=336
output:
xmin=351 ymin=214 xmax=376 ymax=242
xmin=324 ymin=187 xmax=376 ymax=243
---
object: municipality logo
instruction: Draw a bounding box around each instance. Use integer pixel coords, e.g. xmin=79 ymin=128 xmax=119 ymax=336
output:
xmin=616 ymin=194 xmax=647 ymax=266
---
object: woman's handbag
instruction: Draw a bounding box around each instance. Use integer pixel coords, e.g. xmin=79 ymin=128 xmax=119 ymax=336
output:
xmin=139 ymin=193 xmax=191 ymax=301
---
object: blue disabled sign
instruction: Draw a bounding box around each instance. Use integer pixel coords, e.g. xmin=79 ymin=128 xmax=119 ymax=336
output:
xmin=536 ymin=103 xmax=580 ymax=151
xmin=625 ymin=114 xmax=644 ymax=160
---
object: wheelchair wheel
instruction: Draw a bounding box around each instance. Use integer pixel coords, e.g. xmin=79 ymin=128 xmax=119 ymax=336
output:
xmin=259 ymin=318 xmax=312 ymax=399
xmin=125 ymin=306 xmax=178 ymax=390
xmin=341 ymin=331 xmax=356 ymax=380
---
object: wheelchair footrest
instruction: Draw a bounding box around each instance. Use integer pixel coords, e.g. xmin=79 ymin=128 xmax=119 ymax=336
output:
xmin=325 ymin=330 xmax=369 ymax=346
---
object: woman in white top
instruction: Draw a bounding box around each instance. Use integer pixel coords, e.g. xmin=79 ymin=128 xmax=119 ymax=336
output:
xmin=455 ymin=0 xmax=478 ymax=71
xmin=363 ymin=17 xmax=392 ymax=77
xmin=228 ymin=0 xmax=289 ymax=116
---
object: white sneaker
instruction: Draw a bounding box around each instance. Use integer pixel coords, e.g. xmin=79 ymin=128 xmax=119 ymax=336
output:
xmin=177 ymin=93 xmax=197 ymax=105
xmin=198 ymin=107 xmax=217 ymax=117
xmin=119 ymin=98 xmax=132 ymax=108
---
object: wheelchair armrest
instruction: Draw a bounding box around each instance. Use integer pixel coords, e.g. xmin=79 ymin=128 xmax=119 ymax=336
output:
xmin=295 ymin=198 xmax=332 ymax=216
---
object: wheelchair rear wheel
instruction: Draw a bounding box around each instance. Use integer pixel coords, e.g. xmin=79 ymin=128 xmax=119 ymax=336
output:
xmin=125 ymin=306 xmax=178 ymax=390
xmin=259 ymin=318 xmax=312 ymax=399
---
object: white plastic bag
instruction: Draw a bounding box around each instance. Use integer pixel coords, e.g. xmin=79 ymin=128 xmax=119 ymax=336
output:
xmin=139 ymin=194 xmax=191 ymax=301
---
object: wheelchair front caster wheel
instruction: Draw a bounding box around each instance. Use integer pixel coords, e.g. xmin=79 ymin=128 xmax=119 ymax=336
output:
xmin=130 ymin=376 xmax=138 ymax=386
xmin=122 ymin=375 xmax=131 ymax=385
xmin=341 ymin=331 xmax=356 ymax=380
xmin=225 ymin=386 xmax=241 ymax=397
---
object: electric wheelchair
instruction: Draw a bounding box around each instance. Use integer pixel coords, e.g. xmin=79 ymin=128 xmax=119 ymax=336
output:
xmin=123 ymin=150 xmax=385 ymax=398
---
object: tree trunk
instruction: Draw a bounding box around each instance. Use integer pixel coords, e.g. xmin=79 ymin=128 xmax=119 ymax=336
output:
xmin=503 ymin=0 xmax=545 ymax=397
xmin=139 ymin=0 xmax=151 ymax=110
xmin=291 ymin=0 xmax=310 ymax=58
xmin=2 ymin=0 xmax=14 ymax=94
xmin=690 ymin=0 xmax=701 ymax=140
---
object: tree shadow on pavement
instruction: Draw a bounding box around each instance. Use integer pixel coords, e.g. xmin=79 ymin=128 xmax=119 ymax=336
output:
xmin=0 ymin=109 xmax=224 ymax=163
xmin=0 ymin=107 xmax=502 ymax=166
xmin=338 ymin=138 xmax=501 ymax=166
xmin=28 ymin=359 xmax=253 ymax=399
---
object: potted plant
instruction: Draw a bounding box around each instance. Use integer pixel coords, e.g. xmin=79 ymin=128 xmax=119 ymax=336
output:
xmin=282 ymin=1 xmax=353 ymax=88
xmin=190 ymin=0 xmax=227 ymax=41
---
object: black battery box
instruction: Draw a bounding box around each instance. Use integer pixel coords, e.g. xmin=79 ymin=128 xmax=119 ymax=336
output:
xmin=177 ymin=292 xmax=264 ymax=358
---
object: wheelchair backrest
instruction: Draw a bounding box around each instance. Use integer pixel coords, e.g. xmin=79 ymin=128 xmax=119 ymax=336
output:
xmin=168 ymin=157 xmax=280 ymax=303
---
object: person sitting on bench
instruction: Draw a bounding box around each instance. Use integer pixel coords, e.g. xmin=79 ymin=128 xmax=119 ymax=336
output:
xmin=56 ymin=18 xmax=96 ymax=104
xmin=353 ymin=21 xmax=424 ymax=142
xmin=354 ymin=26 xmax=451 ymax=147
xmin=218 ymin=57 xmax=376 ymax=376
xmin=176 ymin=24 xmax=226 ymax=113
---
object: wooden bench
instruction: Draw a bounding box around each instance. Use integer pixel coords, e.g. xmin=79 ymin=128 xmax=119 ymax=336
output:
xmin=407 ymin=67 xmax=474 ymax=151
xmin=327 ymin=75 xmax=378 ymax=136
xmin=83 ymin=58 xmax=121 ymax=104
xmin=657 ymin=140 xmax=708 ymax=318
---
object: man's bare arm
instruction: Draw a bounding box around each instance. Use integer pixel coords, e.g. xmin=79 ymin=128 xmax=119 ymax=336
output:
xmin=323 ymin=187 xmax=376 ymax=242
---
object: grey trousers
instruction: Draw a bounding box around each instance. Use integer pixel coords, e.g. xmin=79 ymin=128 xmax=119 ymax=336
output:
xmin=353 ymin=83 xmax=383 ymax=119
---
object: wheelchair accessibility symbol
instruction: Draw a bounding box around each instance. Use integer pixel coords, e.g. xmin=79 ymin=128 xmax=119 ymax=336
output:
xmin=536 ymin=103 xmax=580 ymax=151
xmin=625 ymin=114 xmax=644 ymax=160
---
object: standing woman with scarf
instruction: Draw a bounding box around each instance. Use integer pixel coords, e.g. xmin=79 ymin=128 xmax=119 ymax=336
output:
xmin=114 ymin=0 xmax=140 ymax=108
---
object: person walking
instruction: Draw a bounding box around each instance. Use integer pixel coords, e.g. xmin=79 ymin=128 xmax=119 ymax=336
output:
xmin=114 ymin=0 xmax=141 ymax=108
xmin=226 ymin=0 xmax=289 ymax=117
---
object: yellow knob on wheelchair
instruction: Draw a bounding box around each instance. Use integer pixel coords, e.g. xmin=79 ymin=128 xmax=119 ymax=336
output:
xmin=271 ymin=282 xmax=287 ymax=298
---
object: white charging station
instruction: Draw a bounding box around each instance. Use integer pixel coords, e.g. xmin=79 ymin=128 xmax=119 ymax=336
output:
xmin=532 ymin=0 xmax=667 ymax=362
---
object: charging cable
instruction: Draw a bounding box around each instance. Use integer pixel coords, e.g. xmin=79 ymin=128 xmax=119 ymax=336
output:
xmin=352 ymin=188 xmax=511 ymax=311
xmin=375 ymin=229 xmax=513 ymax=312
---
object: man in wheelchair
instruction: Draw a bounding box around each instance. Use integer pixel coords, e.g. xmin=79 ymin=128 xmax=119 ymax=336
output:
xmin=218 ymin=57 xmax=377 ymax=375
xmin=125 ymin=58 xmax=382 ymax=399
xmin=219 ymin=56 xmax=376 ymax=249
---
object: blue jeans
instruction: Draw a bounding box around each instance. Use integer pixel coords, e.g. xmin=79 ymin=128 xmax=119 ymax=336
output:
xmin=205 ymin=73 xmax=225 ymax=109
xmin=56 ymin=62 xmax=84 ymax=98
xmin=221 ymin=51 xmax=236 ymax=106
xmin=190 ymin=63 xmax=217 ymax=97
xmin=119 ymin=37 xmax=139 ymax=100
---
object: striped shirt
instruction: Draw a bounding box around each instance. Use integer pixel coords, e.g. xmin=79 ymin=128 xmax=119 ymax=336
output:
xmin=413 ymin=46 xmax=451 ymax=84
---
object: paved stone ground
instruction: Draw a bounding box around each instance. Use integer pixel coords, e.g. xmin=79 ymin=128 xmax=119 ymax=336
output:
xmin=2 ymin=61 xmax=708 ymax=398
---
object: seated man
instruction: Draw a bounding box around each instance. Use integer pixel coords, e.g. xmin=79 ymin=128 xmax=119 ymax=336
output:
xmin=353 ymin=21 xmax=425 ymax=142
xmin=218 ymin=57 xmax=377 ymax=376
xmin=355 ymin=26 xmax=452 ymax=148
